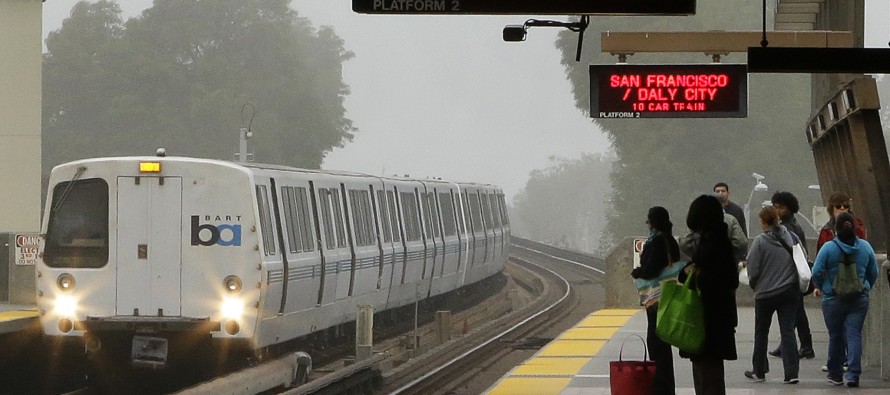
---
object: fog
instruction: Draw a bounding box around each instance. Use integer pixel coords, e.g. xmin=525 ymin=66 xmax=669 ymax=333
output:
xmin=43 ymin=1 xmax=610 ymax=201
xmin=42 ymin=1 xmax=889 ymax=201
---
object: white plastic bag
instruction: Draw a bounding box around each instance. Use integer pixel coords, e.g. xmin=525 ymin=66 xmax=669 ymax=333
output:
xmin=792 ymin=243 xmax=812 ymax=293
xmin=738 ymin=267 xmax=750 ymax=286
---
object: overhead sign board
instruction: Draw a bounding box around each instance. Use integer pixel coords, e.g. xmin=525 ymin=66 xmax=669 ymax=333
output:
xmin=352 ymin=0 xmax=696 ymax=15
xmin=589 ymin=64 xmax=748 ymax=119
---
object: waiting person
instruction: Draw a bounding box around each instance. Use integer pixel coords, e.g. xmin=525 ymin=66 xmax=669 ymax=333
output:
xmin=811 ymin=212 xmax=879 ymax=387
xmin=814 ymin=192 xmax=867 ymax=373
xmin=743 ymin=206 xmax=801 ymax=384
xmin=714 ymin=182 xmax=747 ymax=237
xmin=767 ymin=191 xmax=815 ymax=360
xmin=817 ymin=192 xmax=867 ymax=252
xmin=680 ymin=193 xmax=748 ymax=263
xmin=631 ymin=206 xmax=681 ymax=395
xmin=678 ymin=195 xmax=739 ymax=394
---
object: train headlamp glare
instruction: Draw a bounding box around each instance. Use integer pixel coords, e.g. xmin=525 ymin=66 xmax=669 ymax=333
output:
xmin=57 ymin=273 xmax=76 ymax=292
xmin=223 ymin=276 xmax=242 ymax=293
xmin=54 ymin=295 xmax=77 ymax=317
xmin=221 ymin=298 xmax=243 ymax=320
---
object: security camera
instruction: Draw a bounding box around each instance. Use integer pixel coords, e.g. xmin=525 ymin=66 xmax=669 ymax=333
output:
xmin=503 ymin=25 xmax=527 ymax=42
xmin=752 ymin=172 xmax=765 ymax=181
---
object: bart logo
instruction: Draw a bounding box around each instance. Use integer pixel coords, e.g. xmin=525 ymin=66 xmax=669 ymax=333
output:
xmin=191 ymin=216 xmax=242 ymax=246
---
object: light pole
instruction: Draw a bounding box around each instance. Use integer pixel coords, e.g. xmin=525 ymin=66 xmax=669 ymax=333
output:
xmin=745 ymin=173 xmax=769 ymax=236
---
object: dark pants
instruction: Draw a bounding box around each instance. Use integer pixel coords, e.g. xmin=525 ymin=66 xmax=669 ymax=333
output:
xmin=646 ymin=303 xmax=675 ymax=395
xmin=691 ymin=356 xmax=725 ymax=395
xmin=793 ymin=293 xmax=813 ymax=348
xmin=753 ymin=284 xmax=800 ymax=380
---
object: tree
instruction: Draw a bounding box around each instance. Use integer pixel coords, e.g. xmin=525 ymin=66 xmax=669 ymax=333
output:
xmin=510 ymin=153 xmax=614 ymax=255
xmin=43 ymin=0 xmax=355 ymax=172
xmin=553 ymin=0 xmax=816 ymax=250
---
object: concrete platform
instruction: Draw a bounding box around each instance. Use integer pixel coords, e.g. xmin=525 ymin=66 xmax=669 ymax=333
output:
xmin=487 ymin=306 xmax=890 ymax=394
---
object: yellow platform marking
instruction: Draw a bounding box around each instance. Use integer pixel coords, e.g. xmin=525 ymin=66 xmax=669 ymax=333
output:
xmin=513 ymin=357 xmax=590 ymax=376
xmin=487 ymin=377 xmax=572 ymax=395
xmin=486 ymin=309 xmax=642 ymax=395
xmin=538 ymin=340 xmax=606 ymax=357
xmin=558 ymin=326 xmax=619 ymax=340
xmin=0 ymin=310 xmax=39 ymax=322
xmin=590 ymin=309 xmax=639 ymax=316
xmin=577 ymin=315 xmax=632 ymax=327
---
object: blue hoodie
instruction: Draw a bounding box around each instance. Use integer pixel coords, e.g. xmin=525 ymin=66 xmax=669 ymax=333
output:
xmin=811 ymin=236 xmax=879 ymax=300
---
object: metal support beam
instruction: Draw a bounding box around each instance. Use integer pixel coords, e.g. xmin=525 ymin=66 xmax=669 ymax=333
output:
xmin=600 ymin=31 xmax=853 ymax=55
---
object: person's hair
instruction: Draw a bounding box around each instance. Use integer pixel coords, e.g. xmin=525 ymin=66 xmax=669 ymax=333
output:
xmin=770 ymin=191 xmax=800 ymax=214
xmin=759 ymin=206 xmax=780 ymax=227
xmin=647 ymin=206 xmax=673 ymax=234
xmin=686 ymin=195 xmax=725 ymax=233
xmin=713 ymin=182 xmax=729 ymax=192
xmin=836 ymin=212 xmax=857 ymax=244
xmin=827 ymin=192 xmax=852 ymax=216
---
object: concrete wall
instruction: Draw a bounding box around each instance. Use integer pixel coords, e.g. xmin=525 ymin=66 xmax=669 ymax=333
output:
xmin=0 ymin=0 xmax=43 ymax=233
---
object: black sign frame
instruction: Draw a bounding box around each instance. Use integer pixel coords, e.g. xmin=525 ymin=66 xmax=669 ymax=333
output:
xmin=589 ymin=64 xmax=748 ymax=119
xmin=352 ymin=0 xmax=696 ymax=15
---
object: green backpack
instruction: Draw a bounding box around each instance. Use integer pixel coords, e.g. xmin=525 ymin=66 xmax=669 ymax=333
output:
xmin=831 ymin=240 xmax=864 ymax=302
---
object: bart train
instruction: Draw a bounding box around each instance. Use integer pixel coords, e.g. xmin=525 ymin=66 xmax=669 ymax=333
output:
xmin=36 ymin=155 xmax=509 ymax=367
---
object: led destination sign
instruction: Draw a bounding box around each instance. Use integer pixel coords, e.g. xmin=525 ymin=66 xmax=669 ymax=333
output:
xmin=589 ymin=64 xmax=747 ymax=119
xmin=353 ymin=0 xmax=696 ymax=15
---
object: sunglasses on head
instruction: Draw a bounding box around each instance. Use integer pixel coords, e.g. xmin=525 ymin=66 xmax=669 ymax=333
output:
xmin=834 ymin=204 xmax=851 ymax=210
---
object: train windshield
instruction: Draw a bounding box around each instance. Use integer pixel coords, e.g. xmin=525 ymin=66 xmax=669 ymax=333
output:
xmin=44 ymin=178 xmax=109 ymax=268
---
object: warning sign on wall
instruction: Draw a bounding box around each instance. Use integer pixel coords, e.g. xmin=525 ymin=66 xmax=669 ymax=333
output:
xmin=15 ymin=233 xmax=40 ymax=266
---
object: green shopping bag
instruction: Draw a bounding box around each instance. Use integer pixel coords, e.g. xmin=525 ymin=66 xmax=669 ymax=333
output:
xmin=656 ymin=266 xmax=705 ymax=354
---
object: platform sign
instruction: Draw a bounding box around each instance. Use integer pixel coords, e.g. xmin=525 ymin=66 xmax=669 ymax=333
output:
xmin=632 ymin=238 xmax=646 ymax=268
xmin=353 ymin=0 xmax=696 ymax=15
xmin=589 ymin=64 xmax=748 ymax=119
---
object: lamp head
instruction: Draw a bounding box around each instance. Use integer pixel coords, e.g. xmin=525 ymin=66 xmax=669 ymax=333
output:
xmin=752 ymin=172 xmax=765 ymax=181
xmin=754 ymin=182 xmax=768 ymax=192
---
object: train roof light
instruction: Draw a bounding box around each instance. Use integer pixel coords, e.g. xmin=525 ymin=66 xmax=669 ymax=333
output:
xmin=139 ymin=162 xmax=161 ymax=173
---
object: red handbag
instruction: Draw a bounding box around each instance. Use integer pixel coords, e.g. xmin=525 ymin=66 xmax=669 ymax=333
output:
xmin=609 ymin=335 xmax=656 ymax=395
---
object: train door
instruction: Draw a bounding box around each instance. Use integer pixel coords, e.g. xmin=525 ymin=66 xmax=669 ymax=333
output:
xmin=277 ymin=182 xmax=320 ymax=313
xmin=314 ymin=185 xmax=348 ymax=305
xmin=116 ymin=176 xmax=183 ymax=316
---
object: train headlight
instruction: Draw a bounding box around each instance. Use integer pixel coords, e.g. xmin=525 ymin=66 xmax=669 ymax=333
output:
xmin=56 ymin=273 xmax=76 ymax=292
xmin=223 ymin=275 xmax=242 ymax=293
xmin=221 ymin=298 xmax=244 ymax=320
xmin=54 ymin=295 xmax=77 ymax=317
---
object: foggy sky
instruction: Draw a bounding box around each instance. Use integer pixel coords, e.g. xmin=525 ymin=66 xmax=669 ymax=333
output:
xmin=42 ymin=1 xmax=890 ymax=200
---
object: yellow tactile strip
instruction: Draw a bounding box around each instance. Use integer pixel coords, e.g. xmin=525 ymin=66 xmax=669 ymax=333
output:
xmin=0 ymin=308 xmax=39 ymax=322
xmin=485 ymin=309 xmax=640 ymax=395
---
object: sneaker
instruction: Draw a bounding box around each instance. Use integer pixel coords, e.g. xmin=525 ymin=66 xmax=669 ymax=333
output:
xmin=821 ymin=362 xmax=849 ymax=372
xmin=846 ymin=380 xmax=859 ymax=387
xmin=768 ymin=348 xmax=781 ymax=358
xmin=745 ymin=370 xmax=765 ymax=382
xmin=784 ymin=378 xmax=799 ymax=384
xmin=827 ymin=376 xmax=844 ymax=386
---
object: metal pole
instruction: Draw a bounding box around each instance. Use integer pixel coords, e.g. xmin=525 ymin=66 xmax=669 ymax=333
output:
xmin=356 ymin=304 xmax=373 ymax=361
xmin=238 ymin=127 xmax=248 ymax=162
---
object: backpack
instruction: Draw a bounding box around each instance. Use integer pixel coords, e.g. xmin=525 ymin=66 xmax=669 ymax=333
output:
xmin=831 ymin=240 xmax=864 ymax=302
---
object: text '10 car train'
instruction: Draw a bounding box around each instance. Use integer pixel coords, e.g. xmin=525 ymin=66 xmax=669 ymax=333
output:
xmin=36 ymin=155 xmax=510 ymax=368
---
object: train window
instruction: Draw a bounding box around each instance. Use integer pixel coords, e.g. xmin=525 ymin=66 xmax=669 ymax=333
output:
xmin=256 ymin=185 xmax=276 ymax=255
xmin=349 ymin=189 xmax=375 ymax=246
xmin=420 ymin=193 xmax=433 ymax=238
xmin=386 ymin=191 xmax=401 ymax=242
xmin=281 ymin=186 xmax=315 ymax=253
xmin=377 ymin=191 xmax=392 ymax=243
xmin=467 ymin=193 xmax=483 ymax=233
xmin=480 ymin=193 xmax=493 ymax=230
xmin=499 ymin=194 xmax=510 ymax=225
xmin=318 ymin=189 xmax=336 ymax=250
xmin=461 ymin=193 xmax=472 ymax=233
xmin=331 ymin=189 xmax=347 ymax=248
xmin=44 ymin=178 xmax=109 ymax=268
xmin=488 ymin=194 xmax=501 ymax=228
xmin=438 ymin=192 xmax=456 ymax=236
xmin=427 ymin=193 xmax=441 ymax=238
xmin=400 ymin=192 xmax=421 ymax=241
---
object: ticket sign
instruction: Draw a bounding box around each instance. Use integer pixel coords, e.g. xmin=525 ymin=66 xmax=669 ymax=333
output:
xmin=353 ymin=0 xmax=696 ymax=15
xmin=589 ymin=64 xmax=748 ymax=119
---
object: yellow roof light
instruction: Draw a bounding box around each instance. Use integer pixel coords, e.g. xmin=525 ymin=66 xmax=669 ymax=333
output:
xmin=139 ymin=162 xmax=161 ymax=173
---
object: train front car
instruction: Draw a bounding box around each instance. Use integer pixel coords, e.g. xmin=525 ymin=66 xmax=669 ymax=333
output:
xmin=37 ymin=157 xmax=263 ymax=369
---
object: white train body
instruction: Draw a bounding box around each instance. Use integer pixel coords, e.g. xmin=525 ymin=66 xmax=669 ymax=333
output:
xmin=36 ymin=156 xmax=509 ymax=364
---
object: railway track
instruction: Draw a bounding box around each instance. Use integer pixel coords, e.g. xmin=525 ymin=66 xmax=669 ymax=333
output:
xmin=376 ymin=239 xmax=607 ymax=394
